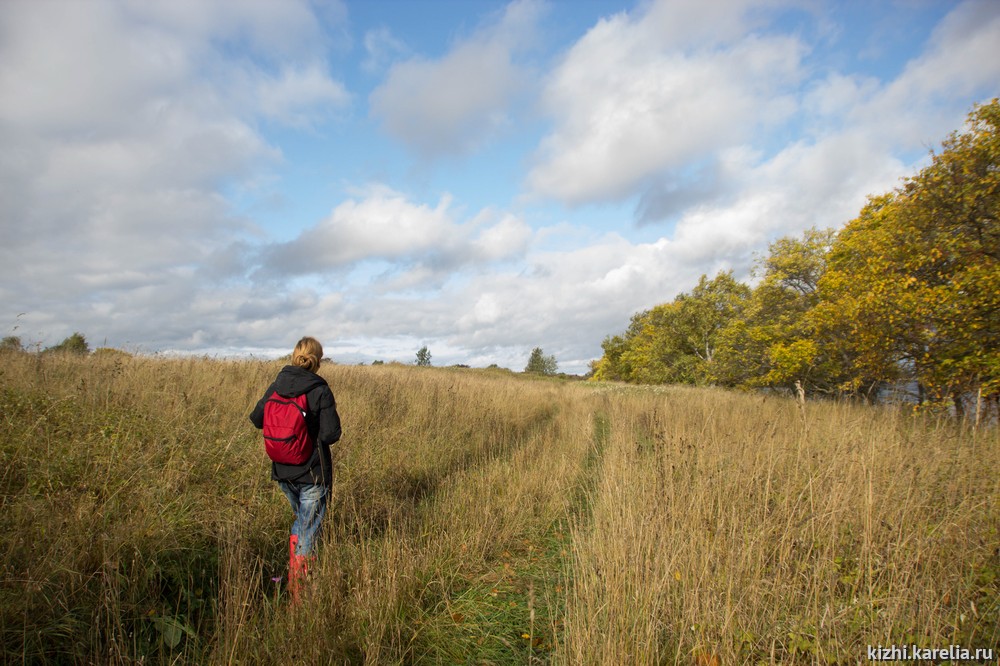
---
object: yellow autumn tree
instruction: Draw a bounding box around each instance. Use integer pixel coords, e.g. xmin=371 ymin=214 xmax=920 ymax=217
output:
xmin=713 ymin=228 xmax=840 ymax=393
xmin=814 ymin=99 xmax=1000 ymax=413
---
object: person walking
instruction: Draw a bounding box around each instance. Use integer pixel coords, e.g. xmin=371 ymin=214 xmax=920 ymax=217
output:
xmin=250 ymin=336 xmax=342 ymax=603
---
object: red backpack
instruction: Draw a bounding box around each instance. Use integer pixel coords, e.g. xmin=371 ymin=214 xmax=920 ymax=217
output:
xmin=262 ymin=393 xmax=314 ymax=465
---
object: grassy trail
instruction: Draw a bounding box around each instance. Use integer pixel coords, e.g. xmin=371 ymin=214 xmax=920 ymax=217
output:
xmin=2 ymin=353 xmax=998 ymax=664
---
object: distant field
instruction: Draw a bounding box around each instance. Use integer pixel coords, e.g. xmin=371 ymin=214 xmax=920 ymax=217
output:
xmin=1 ymin=353 xmax=997 ymax=664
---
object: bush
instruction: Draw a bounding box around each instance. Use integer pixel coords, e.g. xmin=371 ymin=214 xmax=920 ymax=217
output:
xmin=0 ymin=336 xmax=24 ymax=353
xmin=45 ymin=332 xmax=90 ymax=355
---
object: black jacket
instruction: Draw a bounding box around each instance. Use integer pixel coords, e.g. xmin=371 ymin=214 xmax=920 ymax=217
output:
xmin=249 ymin=365 xmax=342 ymax=487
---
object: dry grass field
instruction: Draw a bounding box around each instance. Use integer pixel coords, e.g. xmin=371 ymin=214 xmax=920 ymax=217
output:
xmin=1 ymin=352 xmax=997 ymax=664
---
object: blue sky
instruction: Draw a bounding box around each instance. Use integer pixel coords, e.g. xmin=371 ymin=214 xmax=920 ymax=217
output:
xmin=1 ymin=0 xmax=998 ymax=373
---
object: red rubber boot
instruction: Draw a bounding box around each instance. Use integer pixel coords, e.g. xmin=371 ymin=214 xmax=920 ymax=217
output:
xmin=288 ymin=534 xmax=302 ymax=605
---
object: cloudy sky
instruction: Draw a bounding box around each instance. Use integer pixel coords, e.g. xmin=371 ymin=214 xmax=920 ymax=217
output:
xmin=1 ymin=0 xmax=998 ymax=373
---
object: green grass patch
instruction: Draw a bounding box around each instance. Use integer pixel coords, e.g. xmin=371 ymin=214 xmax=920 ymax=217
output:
xmin=409 ymin=522 xmax=573 ymax=663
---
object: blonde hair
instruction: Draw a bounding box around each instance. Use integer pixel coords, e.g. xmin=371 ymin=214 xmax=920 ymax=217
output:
xmin=291 ymin=336 xmax=323 ymax=373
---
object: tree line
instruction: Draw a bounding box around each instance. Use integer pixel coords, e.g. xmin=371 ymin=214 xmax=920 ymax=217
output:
xmin=413 ymin=345 xmax=560 ymax=375
xmin=2 ymin=332 xmax=91 ymax=355
xmin=591 ymin=99 xmax=999 ymax=416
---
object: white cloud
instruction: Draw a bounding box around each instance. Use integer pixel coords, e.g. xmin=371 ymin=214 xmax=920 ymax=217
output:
xmin=640 ymin=0 xmax=788 ymax=48
xmin=264 ymin=187 xmax=458 ymax=271
xmin=0 ymin=2 xmax=186 ymax=135
xmin=440 ymin=229 xmax=732 ymax=368
xmin=368 ymin=0 xmax=544 ymax=157
xmin=362 ymin=26 xmax=408 ymax=72
xmin=3 ymin=0 xmax=999 ymax=376
xmin=650 ymin=0 xmax=1000 ymax=262
xmin=659 ymin=130 xmax=903 ymax=258
xmin=121 ymin=0 xmax=341 ymax=62
xmin=258 ymin=186 xmax=532 ymax=280
xmin=802 ymin=73 xmax=880 ymax=125
xmin=896 ymin=0 xmax=1000 ymax=98
xmin=527 ymin=0 xmax=1000 ymax=280
xmin=846 ymin=0 xmax=1000 ymax=148
xmin=526 ymin=0 xmax=804 ymax=205
xmin=0 ymin=0 xmax=347 ymax=349
xmin=255 ymin=65 xmax=351 ymax=126
xmin=258 ymin=228 xmax=671 ymax=368
xmin=470 ymin=213 xmax=533 ymax=262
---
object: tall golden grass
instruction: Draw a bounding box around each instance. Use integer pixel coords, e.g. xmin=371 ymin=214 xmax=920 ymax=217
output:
xmin=0 ymin=352 xmax=996 ymax=664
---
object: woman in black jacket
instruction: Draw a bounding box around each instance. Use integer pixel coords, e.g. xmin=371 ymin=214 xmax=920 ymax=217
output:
xmin=250 ymin=336 xmax=341 ymax=602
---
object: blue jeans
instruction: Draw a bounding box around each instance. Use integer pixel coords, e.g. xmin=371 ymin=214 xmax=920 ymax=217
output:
xmin=277 ymin=481 xmax=328 ymax=556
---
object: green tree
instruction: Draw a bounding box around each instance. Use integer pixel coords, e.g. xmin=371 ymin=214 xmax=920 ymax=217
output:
xmin=591 ymin=271 xmax=749 ymax=385
xmin=415 ymin=346 xmax=432 ymax=366
xmin=618 ymin=302 xmax=698 ymax=384
xmin=673 ymin=271 xmax=751 ymax=377
xmin=591 ymin=307 xmax=652 ymax=382
xmin=525 ymin=347 xmax=558 ymax=375
xmin=590 ymin=334 xmax=627 ymax=381
xmin=46 ymin=332 xmax=90 ymax=355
